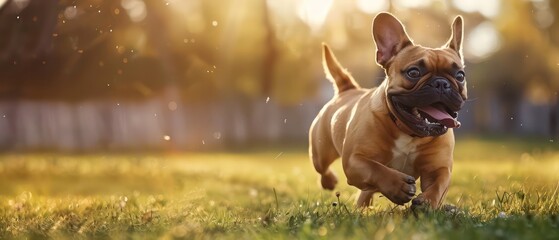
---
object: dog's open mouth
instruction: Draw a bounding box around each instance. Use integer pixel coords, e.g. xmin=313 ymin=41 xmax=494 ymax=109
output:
xmin=393 ymin=100 xmax=460 ymax=136
xmin=416 ymin=103 xmax=460 ymax=128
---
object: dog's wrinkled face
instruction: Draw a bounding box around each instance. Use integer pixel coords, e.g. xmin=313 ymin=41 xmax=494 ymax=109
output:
xmin=372 ymin=13 xmax=467 ymax=137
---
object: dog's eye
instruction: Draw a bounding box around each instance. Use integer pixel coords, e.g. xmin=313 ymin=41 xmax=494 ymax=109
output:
xmin=406 ymin=68 xmax=421 ymax=80
xmin=456 ymin=71 xmax=465 ymax=82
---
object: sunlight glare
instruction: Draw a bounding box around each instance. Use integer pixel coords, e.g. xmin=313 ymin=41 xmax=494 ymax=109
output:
xmin=452 ymin=0 xmax=500 ymax=18
xmin=296 ymin=0 xmax=333 ymax=33
xmin=393 ymin=0 xmax=431 ymax=8
xmin=356 ymin=0 xmax=388 ymax=14
xmin=121 ymin=0 xmax=147 ymax=22
xmin=465 ymin=21 xmax=500 ymax=60
xmin=12 ymin=0 xmax=29 ymax=11
xmin=533 ymin=0 xmax=554 ymax=28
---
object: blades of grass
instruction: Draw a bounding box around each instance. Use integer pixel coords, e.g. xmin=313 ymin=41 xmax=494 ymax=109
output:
xmin=273 ymin=188 xmax=279 ymax=211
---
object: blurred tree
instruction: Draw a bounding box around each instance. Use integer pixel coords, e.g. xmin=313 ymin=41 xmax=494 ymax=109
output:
xmin=497 ymin=0 xmax=557 ymax=134
xmin=545 ymin=0 xmax=559 ymax=136
xmin=261 ymin=0 xmax=277 ymax=97
xmin=0 ymin=0 xmax=58 ymax=100
xmin=1 ymin=0 xmax=558 ymax=143
xmin=0 ymin=0 xmax=218 ymax=101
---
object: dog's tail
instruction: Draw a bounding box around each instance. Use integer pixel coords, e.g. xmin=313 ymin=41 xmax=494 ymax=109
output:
xmin=322 ymin=43 xmax=359 ymax=94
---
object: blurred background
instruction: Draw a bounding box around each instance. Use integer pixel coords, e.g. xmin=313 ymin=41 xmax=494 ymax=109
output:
xmin=0 ymin=0 xmax=557 ymax=151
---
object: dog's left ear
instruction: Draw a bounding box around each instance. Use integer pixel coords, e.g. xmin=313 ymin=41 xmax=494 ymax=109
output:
xmin=446 ymin=16 xmax=463 ymax=57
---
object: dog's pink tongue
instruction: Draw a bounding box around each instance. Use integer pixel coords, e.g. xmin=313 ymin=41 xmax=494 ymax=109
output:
xmin=418 ymin=105 xmax=461 ymax=128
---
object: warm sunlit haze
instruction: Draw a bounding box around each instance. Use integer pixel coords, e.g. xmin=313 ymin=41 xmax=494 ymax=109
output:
xmin=0 ymin=0 xmax=558 ymax=239
xmin=0 ymin=0 xmax=557 ymax=150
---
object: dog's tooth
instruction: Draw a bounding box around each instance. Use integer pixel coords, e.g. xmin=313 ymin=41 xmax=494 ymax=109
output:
xmin=412 ymin=108 xmax=420 ymax=117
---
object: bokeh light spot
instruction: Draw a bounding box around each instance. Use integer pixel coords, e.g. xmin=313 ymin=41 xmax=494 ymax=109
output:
xmin=168 ymin=101 xmax=178 ymax=111
xmin=356 ymin=0 xmax=388 ymax=14
xmin=121 ymin=0 xmax=147 ymax=22
xmin=296 ymin=0 xmax=333 ymax=33
xmin=466 ymin=21 xmax=500 ymax=60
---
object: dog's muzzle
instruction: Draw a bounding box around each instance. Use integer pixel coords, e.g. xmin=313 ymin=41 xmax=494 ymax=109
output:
xmin=388 ymin=78 xmax=464 ymax=137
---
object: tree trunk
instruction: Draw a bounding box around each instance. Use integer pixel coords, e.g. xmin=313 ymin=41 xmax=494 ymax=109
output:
xmin=261 ymin=0 xmax=277 ymax=97
xmin=144 ymin=1 xmax=181 ymax=151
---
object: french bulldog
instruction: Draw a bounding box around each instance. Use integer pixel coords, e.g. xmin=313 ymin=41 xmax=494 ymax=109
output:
xmin=309 ymin=12 xmax=466 ymax=208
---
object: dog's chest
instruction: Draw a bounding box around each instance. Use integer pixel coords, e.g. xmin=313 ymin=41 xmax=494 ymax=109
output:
xmin=388 ymin=135 xmax=419 ymax=176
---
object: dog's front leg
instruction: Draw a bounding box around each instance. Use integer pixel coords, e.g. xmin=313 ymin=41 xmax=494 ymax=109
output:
xmin=412 ymin=167 xmax=451 ymax=209
xmin=345 ymin=154 xmax=417 ymax=206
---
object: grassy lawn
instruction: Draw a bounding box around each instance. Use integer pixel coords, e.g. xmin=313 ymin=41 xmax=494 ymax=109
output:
xmin=1 ymin=137 xmax=559 ymax=239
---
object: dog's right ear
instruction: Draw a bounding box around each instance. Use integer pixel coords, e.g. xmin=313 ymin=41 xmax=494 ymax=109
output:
xmin=372 ymin=12 xmax=412 ymax=68
xmin=445 ymin=15 xmax=464 ymax=58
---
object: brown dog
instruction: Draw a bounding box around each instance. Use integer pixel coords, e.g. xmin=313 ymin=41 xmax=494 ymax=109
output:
xmin=309 ymin=12 xmax=466 ymax=208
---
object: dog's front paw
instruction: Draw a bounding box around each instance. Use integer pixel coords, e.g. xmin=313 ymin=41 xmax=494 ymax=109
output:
xmin=411 ymin=195 xmax=430 ymax=212
xmin=382 ymin=173 xmax=416 ymax=205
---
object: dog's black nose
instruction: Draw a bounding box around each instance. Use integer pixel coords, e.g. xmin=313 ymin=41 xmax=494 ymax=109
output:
xmin=431 ymin=78 xmax=451 ymax=93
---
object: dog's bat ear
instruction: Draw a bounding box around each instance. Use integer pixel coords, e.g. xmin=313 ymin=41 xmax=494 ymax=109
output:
xmin=372 ymin=12 xmax=412 ymax=68
xmin=446 ymin=16 xmax=463 ymax=57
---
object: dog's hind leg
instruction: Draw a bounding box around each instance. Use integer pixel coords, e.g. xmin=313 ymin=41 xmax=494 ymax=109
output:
xmin=357 ymin=190 xmax=376 ymax=207
xmin=310 ymin=139 xmax=339 ymax=191
xmin=320 ymin=168 xmax=338 ymax=191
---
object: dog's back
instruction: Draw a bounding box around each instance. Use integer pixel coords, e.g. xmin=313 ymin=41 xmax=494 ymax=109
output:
xmin=309 ymin=45 xmax=372 ymax=190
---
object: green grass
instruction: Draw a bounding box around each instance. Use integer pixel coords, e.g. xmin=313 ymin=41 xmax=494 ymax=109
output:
xmin=1 ymin=137 xmax=559 ymax=239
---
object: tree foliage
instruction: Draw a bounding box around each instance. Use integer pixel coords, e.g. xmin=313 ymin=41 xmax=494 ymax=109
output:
xmin=0 ymin=0 xmax=557 ymax=108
